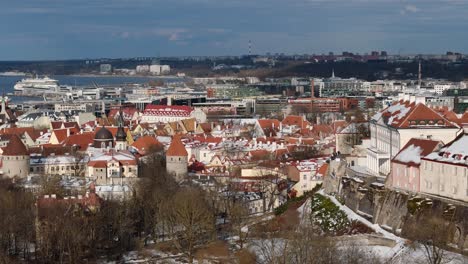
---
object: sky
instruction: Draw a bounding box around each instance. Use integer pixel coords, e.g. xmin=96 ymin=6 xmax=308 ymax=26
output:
xmin=1 ymin=0 xmax=468 ymax=60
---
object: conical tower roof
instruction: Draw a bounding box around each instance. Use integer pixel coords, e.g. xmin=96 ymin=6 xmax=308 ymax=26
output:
xmin=166 ymin=135 xmax=188 ymax=156
xmin=3 ymin=134 xmax=28 ymax=156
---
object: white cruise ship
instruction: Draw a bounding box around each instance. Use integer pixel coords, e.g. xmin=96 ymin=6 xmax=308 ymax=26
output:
xmin=14 ymin=76 xmax=60 ymax=92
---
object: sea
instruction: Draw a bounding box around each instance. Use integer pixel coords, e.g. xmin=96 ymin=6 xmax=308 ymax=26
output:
xmin=0 ymin=75 xmax=185 ymax=103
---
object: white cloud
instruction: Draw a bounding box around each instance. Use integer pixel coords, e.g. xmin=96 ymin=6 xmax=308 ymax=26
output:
xmin=401 ymin=4 xmax=420 ymax=15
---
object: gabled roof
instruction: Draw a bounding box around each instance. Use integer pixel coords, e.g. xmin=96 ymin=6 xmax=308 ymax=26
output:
xmin=181 ymin=118 xmax=196 ymax=132
xmin=373 ymin=101 xmax=458 ymax=129
xmin=423 ymin=133 xmax=468 ymax=165
xmin=198 ymin=123 xmax=212 ymax=133
xmin=281 ymin=115 xmax=310 ymax=129
xmin=166 ymin=135 xmax=188 ymax=156
xmin=393 ymin=138 xmax=443 ymax=166
xmin=51 ymin=129 xmax=69 ymax=144
xmin=2 ymin=134 xmax=28 ymax=156
xmin=257 ymin=119 xmax=280 ymax=129
xmin=0 ymin=127 xmax=45 ymax=141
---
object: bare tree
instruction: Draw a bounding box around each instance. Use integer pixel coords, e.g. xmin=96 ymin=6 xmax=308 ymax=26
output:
xmin=168 ymin=187 xmax=216 ymax=263
xmin=405 ymin=216 xmax=454 ymax=264
xmin=228 ymin=202 xmax=250 ymax=249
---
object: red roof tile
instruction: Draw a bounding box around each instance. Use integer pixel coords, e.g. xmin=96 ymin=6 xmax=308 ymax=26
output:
xmin=63 ymin=133 xmax=95 ymax=150
xmin=131 ymin=136 xmax=162 ymax=154
xmin=281 ymin=116 xmax=310 ymax=128
xmin=258 ymin=119 xmax=280 ymax=129
xmin=2 ymin=134 xmax=28 ymax=156
xmin=166 ymin=135 xmax=188 ymax=156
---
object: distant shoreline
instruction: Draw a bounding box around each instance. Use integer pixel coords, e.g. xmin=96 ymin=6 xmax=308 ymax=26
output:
xmin=66 ymin=73 xmax=184 ymax=78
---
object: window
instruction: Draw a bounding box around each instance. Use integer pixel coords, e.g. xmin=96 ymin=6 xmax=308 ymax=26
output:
xmin=440 ymin=184 xmax=444 ymax=192
xmin=303 ymin=174 xmax=307 ymax=180
xmin=453 ymin=187 xmax=457 ymax=194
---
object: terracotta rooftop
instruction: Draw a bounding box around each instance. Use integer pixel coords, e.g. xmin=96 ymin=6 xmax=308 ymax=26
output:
xmin=2 ymin=134 xmax=28 ymax=156
xmin=131 ymin=136 xmax=162 ymax=154
xmin=281 ymin=115 xmax=310 ymax=129
xmin=374 ymin=101 xmax=459 ymax=129
xmin=63 ymin=133 xmax=95 ymax=151
xmin=166 ymin=135 xmax=188 ymax=156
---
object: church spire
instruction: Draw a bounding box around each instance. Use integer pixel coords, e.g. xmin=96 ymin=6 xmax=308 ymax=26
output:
xmin=331 ymin=68 xmax=335 ymax=78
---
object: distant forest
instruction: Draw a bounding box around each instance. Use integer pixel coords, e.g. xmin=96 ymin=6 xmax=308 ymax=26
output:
xmin=1 ymin=58 xmax=468 ymax=81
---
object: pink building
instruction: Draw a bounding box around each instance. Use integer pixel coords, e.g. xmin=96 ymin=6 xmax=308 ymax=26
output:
xmin=390 ymin=138 xmax=443 ymax=193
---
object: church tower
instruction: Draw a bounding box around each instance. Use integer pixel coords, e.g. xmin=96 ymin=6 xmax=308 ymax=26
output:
xmin=115 ymin=107 xmax=127 ymax=151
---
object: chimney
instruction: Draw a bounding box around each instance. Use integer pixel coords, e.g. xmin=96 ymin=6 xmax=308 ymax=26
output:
xmin=316 ymin=116 xmax=321 ymax=125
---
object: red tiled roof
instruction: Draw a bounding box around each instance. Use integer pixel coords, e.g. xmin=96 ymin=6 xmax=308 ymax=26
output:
xmin=166 ymin=135 xmax=188 ymax=156
xmin=51 ymin=121 xmax=63 ymax=130
xmin=28 ymin=144 xmax=73 ymax=156
xmin=199 ymin=123 xmax=212 ymax=133
xmin=131 ymin=136 xmax=162 ymax=154
xmin=249 ymin=149 xmax=270 ymax=160
xmin=317 ymin=163 xmax=329 ymax=176
xmin=281 ymin=116 xmax=310 ymax=128
xmin=2 ymin=134 xmax=28 ymax=155
xmin=378 ymin=101 xmax=458 ymax=129
xmin=0 ymin=127 xmax=46 ymax=140
xmin=51 ymin=129 xmax=69 ymax=144
xmin=63 ymin=133 xmax=95 ymax=150
xmin=143 ymin=105 xmax=193 ymax=117
xmin=88 ymin=160 xmax=107 ymax=168
xmin=258 ymin=119 xmax=280 ymax=129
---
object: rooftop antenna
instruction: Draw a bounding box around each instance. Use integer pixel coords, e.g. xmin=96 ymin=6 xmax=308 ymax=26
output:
xmin=418 ymin=60 xmax=422 ymax=89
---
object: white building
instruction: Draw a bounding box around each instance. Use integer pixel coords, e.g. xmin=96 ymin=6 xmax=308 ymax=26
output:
xmin=136 ymin=65 xmax=150 ymax=73
xmin=141 ymin=105 xmax=207 ymax=124
xmin=420 ymin=134 xmax=468 ymax=202
xmin=367 ymin=100 xmax=461 ymax=178
xmin=149 ymin=65 xmax=171 ymax=75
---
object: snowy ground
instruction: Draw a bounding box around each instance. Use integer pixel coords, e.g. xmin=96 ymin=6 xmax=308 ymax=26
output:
xmin=318 ymin=191 xmax=468 ymax=264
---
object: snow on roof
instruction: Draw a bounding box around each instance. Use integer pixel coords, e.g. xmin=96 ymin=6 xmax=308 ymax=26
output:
xmin=386 ymin=103 xmax=411 ymax=125
xmin=394 ymin=144 xmax=423 ymax=164
xmin=424 ymin=134 xmax=468 ymax=165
